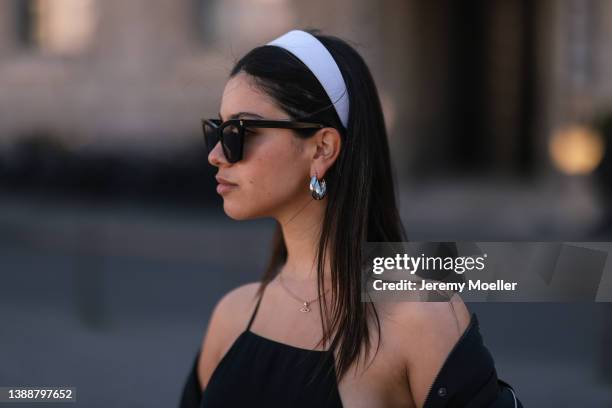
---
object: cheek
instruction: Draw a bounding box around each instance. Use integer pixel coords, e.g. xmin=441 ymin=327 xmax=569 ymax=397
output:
xmin=248 ymin=143 xmax=305 ymax=199
xmin=227 ymin=137 xmax=308 ymax=215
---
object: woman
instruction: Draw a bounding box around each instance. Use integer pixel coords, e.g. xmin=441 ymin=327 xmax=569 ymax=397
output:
xmin=179 ymin=29 xmax=522 ymax=407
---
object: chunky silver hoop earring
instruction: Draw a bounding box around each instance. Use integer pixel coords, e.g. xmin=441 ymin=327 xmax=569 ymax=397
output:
xmin=309 ymin=175 xmax=327 ymax=200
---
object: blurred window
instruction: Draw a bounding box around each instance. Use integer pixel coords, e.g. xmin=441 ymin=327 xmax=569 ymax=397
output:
xmin=193 ymin=0 xmax=295 ymax=47
xmin=194 ymin=0 xmax=219 ymax=46
xmin=14 ymin=0 xmax=96 ymax=54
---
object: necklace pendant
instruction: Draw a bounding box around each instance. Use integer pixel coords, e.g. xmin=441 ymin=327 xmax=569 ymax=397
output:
xmin=299 ymin=302 xmax=310 ymax=313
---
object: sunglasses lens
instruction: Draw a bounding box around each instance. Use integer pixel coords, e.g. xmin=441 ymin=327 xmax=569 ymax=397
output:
xmin=222 ymin=124 xmax=244 ymax=163
xmin=203 ymin=122 xmax=220 ymax=154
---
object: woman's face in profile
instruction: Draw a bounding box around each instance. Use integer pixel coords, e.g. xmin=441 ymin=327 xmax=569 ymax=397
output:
xmin=209 ymin=72 xmax=313 ymax=220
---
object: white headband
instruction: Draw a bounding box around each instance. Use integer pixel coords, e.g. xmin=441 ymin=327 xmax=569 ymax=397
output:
xmin=266 ymin=30 xmax=349 ymax=128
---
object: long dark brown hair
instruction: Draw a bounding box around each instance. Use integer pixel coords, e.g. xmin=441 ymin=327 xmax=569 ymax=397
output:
xmin=229 ymin=28 xmax=407 ymax=384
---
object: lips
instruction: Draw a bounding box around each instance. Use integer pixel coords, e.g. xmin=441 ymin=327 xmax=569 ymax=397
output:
xmin=215 ymin=176 xmax=238 ymax=186
xmin=216 ymin=183 xmax=237 ymax=195
xmin=215 ymin=175 xmax=238 ymax=195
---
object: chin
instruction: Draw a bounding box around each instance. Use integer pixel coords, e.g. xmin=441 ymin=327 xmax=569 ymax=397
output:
xmin=223 ymin=197 xmax=276 ymax=221
xmin=222 ymin=202 xmax=259 ymax=221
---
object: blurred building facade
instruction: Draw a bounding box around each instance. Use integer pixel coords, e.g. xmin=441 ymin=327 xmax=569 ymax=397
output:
xmin=0 ymin=0 xmax=612 ymax=182
xmin=1 ymin=4 xmax=612 ymax=404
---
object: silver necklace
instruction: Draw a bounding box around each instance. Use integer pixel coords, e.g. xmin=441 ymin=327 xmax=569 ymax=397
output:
xmin=278 ymin=272 xmax=330 ymax=313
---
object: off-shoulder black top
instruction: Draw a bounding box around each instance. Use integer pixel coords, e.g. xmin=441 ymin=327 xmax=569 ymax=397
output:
xmin=178 ymin=285 xmax=522 ymax=408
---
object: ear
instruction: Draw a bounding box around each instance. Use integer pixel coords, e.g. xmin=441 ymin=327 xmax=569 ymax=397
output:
xmin=310 ymin=127 xmax=342 ymax=179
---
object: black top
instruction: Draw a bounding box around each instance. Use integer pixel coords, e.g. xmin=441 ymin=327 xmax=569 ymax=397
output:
xmin=179 ymin=283 xmax=342 ymax=408
xmin=178 ymin=285 xmax=523 ymax=408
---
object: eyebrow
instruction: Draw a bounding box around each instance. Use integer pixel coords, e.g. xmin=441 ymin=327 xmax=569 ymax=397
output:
xmin=218 ymin=111 xmax=265 ymax=121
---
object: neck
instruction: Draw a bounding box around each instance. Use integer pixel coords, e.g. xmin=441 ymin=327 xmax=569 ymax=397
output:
xmin=276 ymin=195 xmax=332 ymax=288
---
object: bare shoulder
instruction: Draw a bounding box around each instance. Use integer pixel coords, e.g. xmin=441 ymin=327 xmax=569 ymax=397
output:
xmin=209 ymin=281 xmax=262 ymax=327
xmin=377 ymin=294 xmax=472 ymax=407
xmin=197 ymin=281 xmax=262 ymax=390
xmin=378 ymin=293 xmax=471 ymax=338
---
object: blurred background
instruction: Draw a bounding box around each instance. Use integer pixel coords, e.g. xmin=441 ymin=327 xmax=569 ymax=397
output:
xmin=1 ymin=0 xmax=612 ymax=406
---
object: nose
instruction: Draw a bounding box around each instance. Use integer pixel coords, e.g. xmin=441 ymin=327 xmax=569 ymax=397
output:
xmin=208 ymin=140 xmax=229 ymax=167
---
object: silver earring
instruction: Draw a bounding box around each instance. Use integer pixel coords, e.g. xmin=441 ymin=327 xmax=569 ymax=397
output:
xmin=309 ymin=175 xmax=327 ymax=200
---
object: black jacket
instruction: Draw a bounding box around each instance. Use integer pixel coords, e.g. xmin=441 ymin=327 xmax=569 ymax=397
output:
xmin=421 ymin=313 xmax=523 ymax=407
xmin=178 ymin=312 xmax=523 ymax=407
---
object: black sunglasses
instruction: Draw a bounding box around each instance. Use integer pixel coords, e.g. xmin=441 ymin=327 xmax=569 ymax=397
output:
xmin=201 ymin=118 xmax=326 ymax=163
